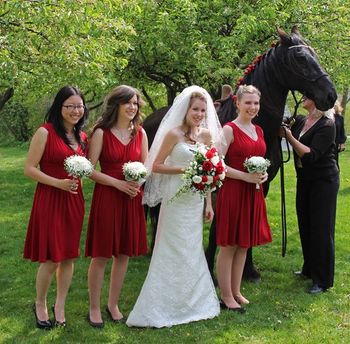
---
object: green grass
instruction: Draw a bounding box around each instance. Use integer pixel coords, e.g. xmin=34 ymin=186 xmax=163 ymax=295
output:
xmin=0 ymin=145 xmax=349 ymax=344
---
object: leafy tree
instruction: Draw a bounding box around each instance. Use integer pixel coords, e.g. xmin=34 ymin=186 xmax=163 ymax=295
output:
xmin=0 ymin=0 xmax=136 ymax=105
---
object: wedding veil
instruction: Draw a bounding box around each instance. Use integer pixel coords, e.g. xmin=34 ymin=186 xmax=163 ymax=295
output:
xmin=143 ymin=85 xmax=225 ymax=207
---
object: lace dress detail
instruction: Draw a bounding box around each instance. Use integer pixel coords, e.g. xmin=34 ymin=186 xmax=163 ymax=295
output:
xmin=127 ymin=142 xmax=220 ymax=328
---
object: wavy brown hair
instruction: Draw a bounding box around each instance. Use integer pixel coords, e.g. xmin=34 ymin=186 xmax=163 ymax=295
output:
xmin=92 ymin=85 xmax=145 ymax=137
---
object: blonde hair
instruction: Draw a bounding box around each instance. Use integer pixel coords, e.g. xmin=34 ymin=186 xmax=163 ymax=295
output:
xmin=334 ymin=100 xmax=343 ymax=114
xmin=236 ymin=85 xmax=261 ymax=101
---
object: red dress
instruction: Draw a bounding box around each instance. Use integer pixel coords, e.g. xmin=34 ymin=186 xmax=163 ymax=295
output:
xmin=216 ymin=122 xmax=271 ymax=248
xmin=23 ymin=123 xmax=87 ymax=262
xmin=85 ymin=128 xmax=148 ymax=258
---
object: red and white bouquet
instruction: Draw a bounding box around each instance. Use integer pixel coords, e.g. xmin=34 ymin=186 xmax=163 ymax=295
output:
xmin=243 ymin=156 xmax=270 ymax=190
xmin=172 ymin=144 xmax=226 ymax=201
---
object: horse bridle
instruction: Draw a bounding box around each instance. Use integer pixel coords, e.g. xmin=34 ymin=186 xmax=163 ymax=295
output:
xmin=279 ymin=90 xmax=303 ymax=257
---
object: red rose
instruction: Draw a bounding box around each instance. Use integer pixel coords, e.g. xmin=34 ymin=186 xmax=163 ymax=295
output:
xmin=205 ymin=150 xmax=214 ymax=159
xmin=202 ymin=175 xmax=208 ymax=183
xmin=202 ymin=160 xmax=213 ymax=172
xmin=194 ymin=183 xmax=205 ymax=190
xmin=216 ymin=165 xmax=225 ymax=174
xmin=213 ymin=175 xmax=220 ymax=182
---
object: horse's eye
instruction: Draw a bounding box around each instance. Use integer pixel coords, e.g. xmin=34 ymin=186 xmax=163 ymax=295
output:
xmin=294 ymin=49 xmax=307 ymax=62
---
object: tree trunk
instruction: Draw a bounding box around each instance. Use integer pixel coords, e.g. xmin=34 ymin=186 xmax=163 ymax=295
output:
xmin=166 ymin=86 xmax=177 ymax=106
xmin=341 ymin=87 xmax=349 ymax=117
xmin=0 ymin=87 xmax=14 ymax=112
xmin=141 ymin=87 xmax=156 ymax=112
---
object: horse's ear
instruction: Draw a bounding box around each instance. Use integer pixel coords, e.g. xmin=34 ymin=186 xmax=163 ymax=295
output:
xmin=277 ymin=27 xmax=292 ymax=46
xmin=291 ymin=25 xmax=300 ymax=36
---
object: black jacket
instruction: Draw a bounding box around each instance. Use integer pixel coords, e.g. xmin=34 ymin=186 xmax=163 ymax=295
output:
xmin=291 ymin=115 xmax=338 ymax=181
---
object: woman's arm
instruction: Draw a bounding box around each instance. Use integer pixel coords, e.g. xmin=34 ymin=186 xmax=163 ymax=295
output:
xmin=281 ymin=126 xmax=311 ymax=157
xmin=88 ymin=129 xmax=139 ymax=197
xmin=24 ymin=127 xmax=78 ymax=193
xmin=152 ymin=130 xmax=182 ymax=174
xmin=204 ymin=191 xmax=214 ymax=222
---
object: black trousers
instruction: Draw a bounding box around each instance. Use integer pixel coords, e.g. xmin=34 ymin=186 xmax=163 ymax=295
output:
xmin=296 ymin=175 xmax=339 ymax=288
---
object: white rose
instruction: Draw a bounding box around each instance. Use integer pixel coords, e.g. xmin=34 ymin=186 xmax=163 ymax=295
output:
xmin=219 ymin=173 xmax=225 ymax=180
xmin=211 ymin=155 xmax=220 ymax=165
xmin=198 ymin=145 xmax=207 ymax=156
xmin=192 ymin=175 xmax=202 ymax=183
xmin=206 ymin=175 xmax=213 ymax=184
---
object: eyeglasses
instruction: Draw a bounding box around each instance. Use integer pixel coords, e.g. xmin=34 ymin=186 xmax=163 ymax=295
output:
xmin=62 ymin=104 xmax=85 ymax=111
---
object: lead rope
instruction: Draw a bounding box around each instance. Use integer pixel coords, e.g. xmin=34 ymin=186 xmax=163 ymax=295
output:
xmin=279 ymin=91 xmax=303 ymax=256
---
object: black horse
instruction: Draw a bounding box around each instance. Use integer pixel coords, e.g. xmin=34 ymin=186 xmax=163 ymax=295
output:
xmin=143 ymin=27 xmax=337 ymax=279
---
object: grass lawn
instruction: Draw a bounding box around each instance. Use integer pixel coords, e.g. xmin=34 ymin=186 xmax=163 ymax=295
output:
xmin=0 ymin=145 xmax=349 ymax=344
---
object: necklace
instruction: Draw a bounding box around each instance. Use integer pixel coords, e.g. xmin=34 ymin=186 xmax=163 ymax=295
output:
xmin=183 ymin=128 xmax=199 ymax=144
xmin=112 ymin=127 xmax=131 ymax=140
xmin=299 ymin=115 xmax=321 ymax=138
xmin=234 ymin=121 xmax=256 ymax=139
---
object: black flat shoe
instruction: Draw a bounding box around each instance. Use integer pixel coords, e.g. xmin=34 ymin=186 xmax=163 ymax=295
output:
xmin=105 ymin=306 xmax=125 ymax=323
xmin=308 ymin=284 xmax=327 ymax=294
xmin=32 ymin=303 xmax=52 ymax=330
xmin=52 ymin=305 xmax=67 ymax=328
xmin=87 ymin=313 xmax=104 ymax=328
xmin=219 ymin=299 xmax=246 ymax=313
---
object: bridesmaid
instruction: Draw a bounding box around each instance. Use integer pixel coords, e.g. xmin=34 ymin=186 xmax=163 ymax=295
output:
xmin=85 ymin=85 xmax=148 ymax=328
xmin=215 ymin=85 xmax=272 ymax=311
xmin=24 ymin=86 xmax=88 ymax=329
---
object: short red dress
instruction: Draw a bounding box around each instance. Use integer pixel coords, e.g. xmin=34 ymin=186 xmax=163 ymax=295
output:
xmin=216 ymin=122 xmax=272 ymax=248
xmin=85 ymin=128 xmax=148 ymax=258
xmin=23 ymin=123 xmax=87 ymax=262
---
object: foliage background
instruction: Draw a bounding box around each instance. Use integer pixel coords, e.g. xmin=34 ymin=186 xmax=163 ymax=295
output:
xmin=1 ymin=0 xmax=349 ymax=140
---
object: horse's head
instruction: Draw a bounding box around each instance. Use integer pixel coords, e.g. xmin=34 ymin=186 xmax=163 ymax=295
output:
xmin=277 ymin=27 xmax=336 ymax=111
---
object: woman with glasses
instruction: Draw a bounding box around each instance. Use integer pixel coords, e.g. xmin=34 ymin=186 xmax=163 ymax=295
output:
xmin=24 ymin=86 xmax=89 ymax=329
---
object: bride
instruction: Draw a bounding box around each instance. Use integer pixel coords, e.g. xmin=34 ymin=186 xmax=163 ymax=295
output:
xmin=126 ymin=86 xmax=224 ymax=328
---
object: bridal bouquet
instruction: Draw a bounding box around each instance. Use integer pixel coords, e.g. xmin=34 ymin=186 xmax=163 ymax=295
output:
xmin=122 ymin=161 xmax=147 ymax=185
xmin=243 ymin=156 xmax=270 ymax=190
xmin=171 ymin=144 xmax=226 ymax=201
xmin=64 ymin=155 xmax=93 ymax=179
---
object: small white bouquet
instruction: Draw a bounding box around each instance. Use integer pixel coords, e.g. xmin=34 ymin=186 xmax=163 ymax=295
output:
xmin=64 ymin=155 xmax=93 ymax=178
xmin=243 ymin=156 xmax=270 ymax=190
xmin=122 ymin=161 xmax=147 ymax=185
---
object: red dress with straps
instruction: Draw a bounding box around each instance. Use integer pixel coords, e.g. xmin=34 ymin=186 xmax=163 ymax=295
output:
xmin=24 ymin=123 xmax=87 ymax=262
xmin=216 ymin=122 xmax=271 ymax=248
xmin=85 ymin=128 xmax=148 ymax=258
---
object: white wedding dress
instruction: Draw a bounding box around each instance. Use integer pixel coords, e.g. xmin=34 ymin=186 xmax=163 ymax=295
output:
xmin=127 ymin=142 xmax=220 ymax=328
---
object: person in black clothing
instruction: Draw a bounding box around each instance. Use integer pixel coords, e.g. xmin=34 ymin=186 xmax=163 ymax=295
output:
xmin=333 ymin=100 xmax=347 ymax=168
xmin=280 ymin=96 xmax=339 ymax=294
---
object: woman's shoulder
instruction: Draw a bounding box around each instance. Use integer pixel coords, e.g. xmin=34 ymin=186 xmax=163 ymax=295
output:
xmin=41 ymin=122 xmax=53 ymax=131
xmin=167 ymin=127 xmax=183 ymax=140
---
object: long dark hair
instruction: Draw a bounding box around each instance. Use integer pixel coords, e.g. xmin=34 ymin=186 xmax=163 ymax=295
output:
xmin=45 ymin=86 xmax=88 ymax=149
xmin=92 ymin=85 xmax=144 ymax=137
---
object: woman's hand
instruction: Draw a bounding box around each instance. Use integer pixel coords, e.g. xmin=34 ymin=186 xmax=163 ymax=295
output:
xmin=279 ymin=126 xmax=292 ymax=140
xmin=259 ymin=172 xmax=268 ymax=185
xmin=243 ymin=172 xmax=264 ymax=184
xmin=56 ymin=178 xmax=79 ymax=194
xmin=204 ymin=203 xmax=214 ymax=222
xmin=115 ymin=179 xmax=140 ymax=198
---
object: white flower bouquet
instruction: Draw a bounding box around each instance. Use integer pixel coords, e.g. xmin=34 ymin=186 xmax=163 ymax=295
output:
xmin=171 ymin=143 xmax=226 ymax=201
xmin=243 ymin=156 xmax=270 ymax=190
xmin=122 ymin=161 xmax=148 ymax=185
xmin=64 ymin=155 xmax=93 ymax=179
